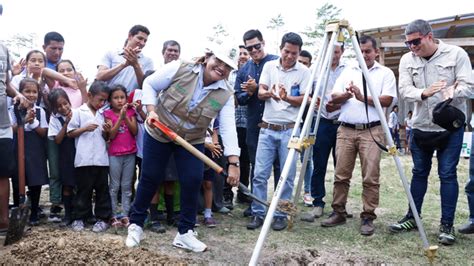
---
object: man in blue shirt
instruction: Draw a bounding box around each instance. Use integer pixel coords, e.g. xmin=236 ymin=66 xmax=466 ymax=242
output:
xmin=43 ymin=31 xmax=65 ymax=70
xmin=234 ymin=29 xmax=279 ymax=217
xmin=42 ymin=31 xmax=66 ymax=222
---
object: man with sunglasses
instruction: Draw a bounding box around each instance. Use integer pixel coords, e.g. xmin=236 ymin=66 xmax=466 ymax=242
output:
xmin=234 ymin=30 xmax=280 ymax=219
xmin=390 ymin=19 xmax=473 ymax=245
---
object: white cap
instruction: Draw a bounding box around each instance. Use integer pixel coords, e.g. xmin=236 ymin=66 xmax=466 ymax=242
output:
xmin=206 ymin=44 xmax=238 ymax=70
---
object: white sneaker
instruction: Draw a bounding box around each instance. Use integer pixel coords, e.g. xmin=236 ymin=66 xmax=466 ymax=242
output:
xmin=71 ymin=220 xmax=84 ymax=232
xmin=126 ymin=223 xmax=144 ymax=247
xmin=303 ymin=193 xmax=313 ymax=206
xmin=173 ymin=230 xmax=207 ymax=252
xmin=92 ymin=220 xmax=109 ymax=233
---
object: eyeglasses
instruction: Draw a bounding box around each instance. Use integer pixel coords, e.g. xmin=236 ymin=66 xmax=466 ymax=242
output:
xmin=404 ymin=36 xmax=424 ymax=47
xmin=245 ymin=43 xmax=262 ymax=52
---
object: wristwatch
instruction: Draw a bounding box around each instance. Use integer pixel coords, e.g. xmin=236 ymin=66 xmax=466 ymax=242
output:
xmin=227 ymin=162 xmax=240 ymax=167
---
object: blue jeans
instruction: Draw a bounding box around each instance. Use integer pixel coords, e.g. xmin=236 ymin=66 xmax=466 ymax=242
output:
xmin=311 ymin=118 xmax=338 ymax=207
xmin=251 ymin=127 xmax=298 ymax=218
xmin=129 ymin=131 xmax=204 ymax=234
xmin=408 ymin=127 xmax=463 ymax=226
xmin=247 ymin=127 xmax=281 ymax=191
xmin=467 ymin=133 xmax=474 ymax=223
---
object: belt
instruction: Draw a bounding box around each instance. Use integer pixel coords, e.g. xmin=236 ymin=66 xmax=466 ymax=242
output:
xmin=258 ymin=122 xmax=295 ymax=131
xmin=321 ymin=117 xmax=341 ymax=125
xmin=340 ymin=121 xmax=381 ymax=130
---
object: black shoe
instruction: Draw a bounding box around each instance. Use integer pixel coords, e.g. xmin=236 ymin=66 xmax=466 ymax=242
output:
xmin=50 ymin=205 xmax=63 ymax=214
xmin=388 ymin=215 xmax=417 ymax=233
xmin=149 ymin=221 xmax=166 ymax=233
xmin=60 ymin=217 xmax=72 ymax=228
xmin=86 ymin=216 xmax=97 ymax=225
xmin=223 ymin=198 xmax=234 ymax=210
xmin=243 ymin=206 xmax=252 ymax=217
xmin=438 ymin=223 xmax=455 ymax=245
xmin=38 ymin=207 xmax=46 ymax=219
xmin=247 ymin=216 xmax=264 ymax=230
xmin=458 ymin=222 xmax=474 ymax=234
xmin=29 ymin=213 xmax=40 ymax=226
xmin=237 ymin=193 xmax=253 ymax=204
xmin=166 ymin=213 xmax=179 ymax=226
xmin=271 ymin=217 xmax=288 ymax=231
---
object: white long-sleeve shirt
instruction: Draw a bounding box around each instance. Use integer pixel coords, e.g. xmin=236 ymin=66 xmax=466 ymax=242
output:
xmin=142 ymin=60 xmax=240 ymax=156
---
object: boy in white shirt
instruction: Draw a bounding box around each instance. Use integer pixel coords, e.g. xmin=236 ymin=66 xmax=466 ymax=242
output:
xmin=67 ymin=80 xmax=112 ymax=233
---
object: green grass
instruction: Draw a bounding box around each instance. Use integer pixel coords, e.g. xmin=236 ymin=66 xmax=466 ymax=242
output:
xmin=10 ymin=153 xmax=471 ymax=264
xmin=210 ymin=153 xmax=474 ymax=264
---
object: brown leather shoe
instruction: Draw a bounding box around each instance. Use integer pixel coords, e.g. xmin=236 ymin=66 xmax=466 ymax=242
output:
xmin=360 ymin=218 xmax=375 ymax=236
xmin=321 ymin=212 xmax=346 ymax=227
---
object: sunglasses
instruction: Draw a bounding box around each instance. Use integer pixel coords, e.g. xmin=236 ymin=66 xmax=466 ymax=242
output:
xmin=404 ymin=37 xmax=424 ymax=47
xmin=245 ymin=43 xmax=262 ymax=52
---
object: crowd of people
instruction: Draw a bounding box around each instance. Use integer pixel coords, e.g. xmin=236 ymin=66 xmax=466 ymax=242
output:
xmin=1 ymin=11 xmax=473 ymax=254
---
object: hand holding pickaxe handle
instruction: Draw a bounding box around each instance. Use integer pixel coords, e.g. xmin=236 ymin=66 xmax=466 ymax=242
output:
xmin=148 ymin=118 xmax=256 ymax=191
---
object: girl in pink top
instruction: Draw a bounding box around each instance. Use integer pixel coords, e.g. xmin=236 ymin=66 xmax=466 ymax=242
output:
xmin=104 ymin=85 xmax=138 ymax=227
xmin=53 ymin=59 xmax=87 ymax=108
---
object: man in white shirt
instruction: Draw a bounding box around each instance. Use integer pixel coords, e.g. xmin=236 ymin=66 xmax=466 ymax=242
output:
xmin=96 ymin=25 xmax=154 ymax=94
xmin=246 ymin=32 xmax=311 ymax=231
xmin=321 ymin=35 xmax=396 ymax=236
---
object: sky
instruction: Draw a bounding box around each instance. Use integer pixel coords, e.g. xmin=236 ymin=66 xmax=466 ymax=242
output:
xmin=0 ymin=0 xmax=472 ymax=80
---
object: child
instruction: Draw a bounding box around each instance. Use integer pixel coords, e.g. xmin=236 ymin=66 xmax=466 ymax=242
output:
xmin=47 ymin=89 xmax=76 ymax=226
xmin=128 ymin=88 xmax=146 ymax=184
xmin=54 ymin=59 xmax=88 ymax=108
xmin=104 ymin=85 xmax=137 ymax=228
xmin=201 ymin=120 xmax=223 ymax=228
xmin=10 ymin=50 xmax=77 ymax=109
xmin=9 ymin=50 xmax=77 ymax=222
xmin=68 ymin=80 xmax=112 ymax=233
xmin=9 ymin=78 xmax=49 ymax=225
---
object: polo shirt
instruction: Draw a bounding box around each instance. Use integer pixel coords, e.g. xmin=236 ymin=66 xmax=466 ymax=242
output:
xmin=259 ymin=60 xmax=311 ymax=124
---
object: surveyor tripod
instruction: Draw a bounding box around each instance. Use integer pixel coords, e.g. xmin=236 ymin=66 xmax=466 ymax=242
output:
xmin=249 ymin=20 xmax=438 ymax=265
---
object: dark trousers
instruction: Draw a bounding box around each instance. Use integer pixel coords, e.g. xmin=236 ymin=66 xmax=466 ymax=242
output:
xmin=223 ymin=127 xmax=251 ymax=201
xmin=130 ymin=132 xmax=204 ymax=234
xmin=408 ymin=127 xmax=463 ymax=226
xmin=73 ymin=166 xmax=112 ymax=221
xmin=311 ymin=117 xmax=338 ymax=207
xmin=28 ymin=185 xmax=42 ymax=219
xmin=209 ymin=138 xmax=226 ymax=211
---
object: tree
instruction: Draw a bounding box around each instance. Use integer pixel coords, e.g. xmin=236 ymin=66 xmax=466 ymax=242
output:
xmin=267 ymin=13 xmax=286 ymax=53
xmin=301 ymin=3 xmax=341 ymax=47
xmin=207 ymin=23 xmax=229 ymax=45
xmin=2 ymin=33 xmax=38 ymax=59
xmin=267 ymin=13 xmax=285 ymax=31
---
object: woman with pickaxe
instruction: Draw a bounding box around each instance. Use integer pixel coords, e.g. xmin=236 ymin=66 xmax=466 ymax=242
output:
xmin=125 ymin=45 xmax=241 ymax=252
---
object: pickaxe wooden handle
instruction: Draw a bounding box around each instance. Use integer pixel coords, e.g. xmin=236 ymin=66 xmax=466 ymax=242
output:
xmin=148 ymin=118 xmax=268 ymax=207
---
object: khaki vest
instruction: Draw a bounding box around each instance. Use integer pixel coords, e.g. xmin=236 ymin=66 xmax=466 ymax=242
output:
xmin=146 ymin=61 xmax=233 ymax=144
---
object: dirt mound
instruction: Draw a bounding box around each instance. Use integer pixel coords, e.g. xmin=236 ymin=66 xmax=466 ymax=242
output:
xmin=1 ymin=227 xmax=197 ymax=264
